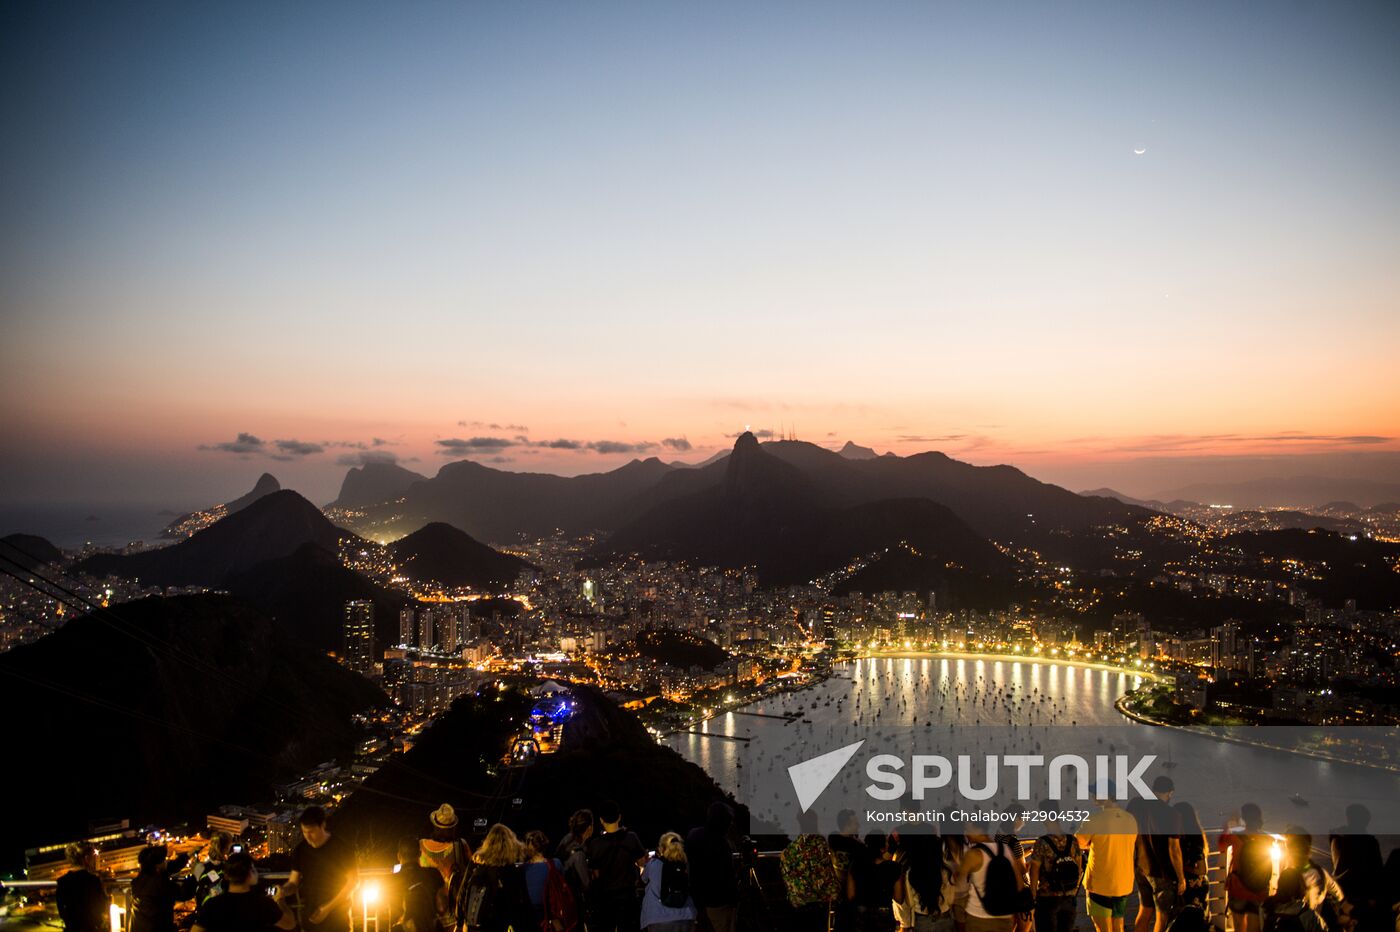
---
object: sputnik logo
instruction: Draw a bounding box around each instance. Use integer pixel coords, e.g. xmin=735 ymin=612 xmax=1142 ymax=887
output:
xmin=788 ymin=740 xmax=865 ymax=812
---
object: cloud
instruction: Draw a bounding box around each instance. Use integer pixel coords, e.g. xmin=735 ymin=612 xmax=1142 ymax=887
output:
xmin=724 ymin=429 xmax=775 ymax=439
xmin=458 ymin=420 xmax=529 ymax=433
xmin=274 ymin=439 xmax=324 ymax=457
xmin=1090 ymin=432 xmax=1394 ymax=455
xmin=538 ymin=438 xmax=583 ymax=449
xmin=436 ymin=436 xmax=517 ymax=454
xmin=200 ymin=432 xmax=265 ymax=454
xmin=371 ymin=437 xmax=390 ymax=446
xmin=588 ymin=440 xmax=656 ymax=455
xmin=661 ymin=437 xmax=693 ymax=451
xmin=336 ymin=450 xmax=400 ymax=467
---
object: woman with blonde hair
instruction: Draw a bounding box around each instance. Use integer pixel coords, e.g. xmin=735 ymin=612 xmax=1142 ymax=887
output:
xmin=455 ymin=824 xmax=532 ymax=932
xmin=640 ymin=832 xmax=697 ymax=932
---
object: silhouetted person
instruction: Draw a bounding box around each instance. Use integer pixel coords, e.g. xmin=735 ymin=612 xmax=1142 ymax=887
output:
xmin=129 ymin=843 xmax=193 ymax=932
xmin=392 ymin=836 xmax=446 ymax=932
xmin=1328 ymin=805 xmax=1384 ymax=932
xmin=685 ymin=802 xmax=739 ymax=932
xmin=585 ymin=800 xmax=646 ymax=932
xmin=192 ymin=852 xmax=296 ymax=932
xmin=56 ymin=843 xmax=108 ymax=932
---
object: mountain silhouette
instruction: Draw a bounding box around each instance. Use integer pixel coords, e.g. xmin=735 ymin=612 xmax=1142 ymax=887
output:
xmin=591 ymin=434 xmax=1011 ymax=588
xmin=80 ymin=490 xmax=355 ymax=586
xmin=0 ymin=533 xmax=62 ymax=571
xmin=0 ymin=593 xmax=385 ymax=851
xmin=161 ymin=473 xmax=281 ymax=538
xmin=338 ymin=457 xmax=676 ymax=542
xmin=226 ymin=473 xmax=282 ymax=512
xmin=838 ymin=440 xmax=879 ymax=460
xmin=386 ymin=522 xmax=533 ymax=589
xmin=330 ymin=461 xmax=427 ymax=510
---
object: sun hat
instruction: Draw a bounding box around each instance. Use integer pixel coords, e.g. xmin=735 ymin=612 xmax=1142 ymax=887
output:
xmin=431 ymin=803 xmax=458 ymax=829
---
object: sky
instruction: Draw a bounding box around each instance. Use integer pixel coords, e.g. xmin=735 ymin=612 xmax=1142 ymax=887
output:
xmin=2 ymin=0 xmax=1398 ymax=509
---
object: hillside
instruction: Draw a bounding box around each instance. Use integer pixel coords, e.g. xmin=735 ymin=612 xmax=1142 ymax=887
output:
xmin=331 ymin=684 xmax=744 ymax=861
xmin=0 ymin=533 xmax=62 ymax=571
xmin=330 ymin=461 xmax=427 ymax=510
xmin=79 ymin=490 xmax=357 ymax=586
xmin=224 ymin=543 xmax=410 ymax=652
xmin=0 ymin=594 xmax=385 ymax=851
xmin=387 ymin=522 xmax=533 ymax=589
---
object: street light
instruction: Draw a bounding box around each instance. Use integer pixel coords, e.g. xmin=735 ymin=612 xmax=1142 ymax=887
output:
xmin=361 ymin=882 xmax=381 ymax=932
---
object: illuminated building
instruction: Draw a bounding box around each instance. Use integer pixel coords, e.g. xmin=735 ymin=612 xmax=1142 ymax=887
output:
xmin=343 ymin=600 xmax=376 ymax=675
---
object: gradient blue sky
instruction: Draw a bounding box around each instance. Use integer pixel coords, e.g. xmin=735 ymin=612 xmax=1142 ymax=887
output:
xmin=2 ymin=0 xmax=1398 ymax=507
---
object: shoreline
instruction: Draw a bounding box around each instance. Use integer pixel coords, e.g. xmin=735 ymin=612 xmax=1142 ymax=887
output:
xmin=847 ymin=648 xmax=1169 ymax=683
xmin=671 ymin=648 xmax=1161 ymax=734
xmin=1115 ymin=691 xmax=1400 ymax=775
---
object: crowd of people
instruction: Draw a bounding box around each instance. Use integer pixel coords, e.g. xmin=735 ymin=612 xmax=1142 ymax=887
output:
xmin=47 ymin=791 xmax=1400 ymax=932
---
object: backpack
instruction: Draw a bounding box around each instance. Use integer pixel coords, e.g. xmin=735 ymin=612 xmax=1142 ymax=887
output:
xmin=1168 ymin=905 xmax=1209 ymax=932
xmin=659 ymin=860 xmax=690 ymax=909
xmin=1232 ymin=835 xmax=1274 ymax=897
xmin=589 ymin=832 xmax=640 ymax=895
xmin=974 ymin=843 xmax=1029 ymax=917
xmin=562 ymin=843 xmax=591 ymax=901
xmin=542 ymin=860 xmax=580 ymax=932
xmin=1045 ymin=836 xmax=1082 ymax=893
xmin=456 ymin=864 xmax=503 ymax=930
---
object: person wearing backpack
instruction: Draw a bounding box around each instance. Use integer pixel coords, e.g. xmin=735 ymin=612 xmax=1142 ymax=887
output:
xmin=1264 ymin=831 xmax=1346 ymax=932
xmin=586 ymin=801 xmax=648 ymax=932
xmin=1220 ymin=805 xmax=1274 ymax=932
xmin=393 ymin=837 xmax=446 ymax=932
xmin=456 ymin=824 xmax=532 ymax=932
xmin=1027 ymin=809 xmax=1083 ymax=932
xmin=955 ymin=823 xmax=1030 ymax=932
xmin=523 ymin=830 xmax=579 ymax=932
xmin=640 ymin=832 xmax=699 ymax=932
xmin=556 ymin=809 xmax=595 ymax=919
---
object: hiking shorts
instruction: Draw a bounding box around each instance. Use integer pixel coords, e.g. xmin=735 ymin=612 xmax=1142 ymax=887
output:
xmin=1087 ymin=893 xmax=1131 ymax=920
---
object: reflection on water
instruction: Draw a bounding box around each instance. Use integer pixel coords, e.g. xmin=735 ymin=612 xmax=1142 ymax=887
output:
xmin=665 ymin=655 xmax=1400 ymax=836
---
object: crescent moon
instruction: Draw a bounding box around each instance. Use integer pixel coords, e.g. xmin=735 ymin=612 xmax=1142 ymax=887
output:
xmin=1134 ymin=147 xmax=1147 ymax=155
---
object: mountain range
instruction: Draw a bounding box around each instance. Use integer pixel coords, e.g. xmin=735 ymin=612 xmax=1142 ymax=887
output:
xmin=339 ymin=435 xmax=1149 ymax=559
xmin=77 ymin=490 xmax=522 ymax=650
xmin=591 ymin=433 xmax=1015 ymax=591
